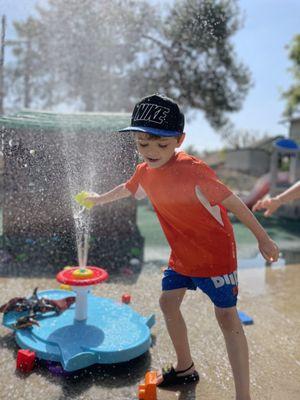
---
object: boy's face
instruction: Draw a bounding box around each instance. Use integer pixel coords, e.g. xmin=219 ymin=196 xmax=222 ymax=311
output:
xmin=135 ymin=132 xmax=185 ymax=169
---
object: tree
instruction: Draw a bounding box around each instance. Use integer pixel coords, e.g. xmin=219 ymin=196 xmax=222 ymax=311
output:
xmin=283 ymin=34 xmax=300 ymax=117
xmin=220 ymin=123 xmax=272 ymax=149
xmin=6 ymin=17 xmax=46 ymax=109
xmin=133 ymin=0 xmax=251 ymax=129
xmin=6 ymin=0 xmax=250 ymax=127
xmin=7 ymin=0 xmax=158 ymax=111
xmin=34 ymin=0 xmax=158 ymax=111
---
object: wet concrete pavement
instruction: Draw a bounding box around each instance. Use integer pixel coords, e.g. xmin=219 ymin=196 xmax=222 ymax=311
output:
xmin=0 ymin=262 xmax=299 ymax=400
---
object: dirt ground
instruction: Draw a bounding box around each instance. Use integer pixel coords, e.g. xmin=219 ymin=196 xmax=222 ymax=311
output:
xmin=0 ymin=261 xmax=299 ymax=400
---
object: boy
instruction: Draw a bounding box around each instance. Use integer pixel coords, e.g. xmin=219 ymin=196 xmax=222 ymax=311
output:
xmin=86 ymin=94 xmax=279 ymax=399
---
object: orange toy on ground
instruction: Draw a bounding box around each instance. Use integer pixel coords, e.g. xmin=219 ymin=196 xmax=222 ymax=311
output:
xmin=16 ymin=349 xmax=36 ymax=372
xmin=138 ymin=371 xmax=157 ymax=400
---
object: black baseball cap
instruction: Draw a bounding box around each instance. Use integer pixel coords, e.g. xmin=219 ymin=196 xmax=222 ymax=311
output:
xmin=119 ymin=94 xmax=185 ymax=137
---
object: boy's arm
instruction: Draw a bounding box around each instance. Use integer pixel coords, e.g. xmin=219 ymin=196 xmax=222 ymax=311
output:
xmin=85 ymin=183 xmax=131 ymax=206
xmin=222 ymin=193 xmax=279 ymax=262
xmin=253 ymin=180 xmax=300 ymax=216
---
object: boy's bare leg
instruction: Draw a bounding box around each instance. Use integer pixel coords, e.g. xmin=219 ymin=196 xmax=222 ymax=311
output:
xmin=215 ymin=306 xmax=251 ymax=400
xmin=157 ymin=288 xmax=195 ymax=384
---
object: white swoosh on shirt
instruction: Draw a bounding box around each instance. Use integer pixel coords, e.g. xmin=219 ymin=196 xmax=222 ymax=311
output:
xmin=195 ymin=185 xmax=224 ymax=226
xmin=135 ymin=184 xmax=147 ymax=200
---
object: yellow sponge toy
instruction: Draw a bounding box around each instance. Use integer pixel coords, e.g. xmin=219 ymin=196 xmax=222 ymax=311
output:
xmin=74 ymin=191 xmax=95 ymax=209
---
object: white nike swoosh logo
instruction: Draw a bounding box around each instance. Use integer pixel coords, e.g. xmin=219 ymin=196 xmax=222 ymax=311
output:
xmin=195 ymin=185 xmax=224 ymax=226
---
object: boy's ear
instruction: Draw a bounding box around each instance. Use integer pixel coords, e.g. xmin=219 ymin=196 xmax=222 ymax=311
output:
xmin=176 ymin=133 xmax=186 ymax=147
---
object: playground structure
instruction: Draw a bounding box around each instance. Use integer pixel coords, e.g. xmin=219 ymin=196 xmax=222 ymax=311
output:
xmin=0 ymin=111 xmax=144 ymax=272
xmin=2 ymin=266 xmax=155 ymax=372
xmin=244 ymin=138 xmax=300 ymax=219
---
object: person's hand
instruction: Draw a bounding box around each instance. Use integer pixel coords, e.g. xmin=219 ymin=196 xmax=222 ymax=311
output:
xmin=258 ymin=237 xmax=279 ymax=263
xmin=85 ymin=192 xmax=103 ymax=206
xmin=252 ymin=196 xmax=281 ymax=217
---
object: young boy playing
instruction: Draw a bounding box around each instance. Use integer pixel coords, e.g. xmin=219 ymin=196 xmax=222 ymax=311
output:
xmin=86 ymin=94 xmax=279 ymax=399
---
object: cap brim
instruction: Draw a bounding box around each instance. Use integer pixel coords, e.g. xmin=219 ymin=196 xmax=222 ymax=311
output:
xmin=118 ymin=126 xmax=182 ymax=137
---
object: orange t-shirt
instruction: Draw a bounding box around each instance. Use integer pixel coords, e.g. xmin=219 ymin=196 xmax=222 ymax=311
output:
xmin=125 ymin=151 xmax=237 ymax=277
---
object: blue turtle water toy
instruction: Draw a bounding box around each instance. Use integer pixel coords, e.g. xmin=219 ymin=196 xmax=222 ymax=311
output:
xmin=2 ymin=286 xmax=155 ymax=372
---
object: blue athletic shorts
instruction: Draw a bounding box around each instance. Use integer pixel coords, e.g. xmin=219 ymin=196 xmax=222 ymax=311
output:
xmin=162 ymin=267 xmax=238 ymax=308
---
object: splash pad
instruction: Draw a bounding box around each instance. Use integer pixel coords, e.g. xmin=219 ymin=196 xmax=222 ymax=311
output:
xmin=2 ymin=266 xmax=155 ymax=372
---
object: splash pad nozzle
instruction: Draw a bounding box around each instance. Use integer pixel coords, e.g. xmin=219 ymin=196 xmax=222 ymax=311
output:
xmin=56 ymin=266 xmax=108 ymax=321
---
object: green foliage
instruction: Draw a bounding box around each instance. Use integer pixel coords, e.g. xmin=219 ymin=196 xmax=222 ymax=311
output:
xmin=134 ymin=0 xmax=251 ymax=128
xmin=6 ymin=17 xmax=45 ymax=108
xmin=5 ymin=0 xmax=250 ymax=130
xmin=6 ymin=0 xmax=157 ymax=111
xmin=283 ymin=34 xmax=300 ymax=117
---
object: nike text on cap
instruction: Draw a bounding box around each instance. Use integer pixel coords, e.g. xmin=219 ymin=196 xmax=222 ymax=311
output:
xmin=119 ymin=94 xmax=185 ymax=137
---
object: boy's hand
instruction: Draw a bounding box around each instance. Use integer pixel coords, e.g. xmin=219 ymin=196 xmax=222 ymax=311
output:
xmin=76 ymin=184 xmax=130 ymax=208
xmin=252 ymin=197 xmax=281 ymax=217
xmin=85 ymin=193 xmax=103 ymax=206
xmin=258 ymin=237 xmax=279 ymax=263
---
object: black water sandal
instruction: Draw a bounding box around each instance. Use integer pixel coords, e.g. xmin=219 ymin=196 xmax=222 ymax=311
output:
xmin=157 ymin=362 xmax=199 ymax=387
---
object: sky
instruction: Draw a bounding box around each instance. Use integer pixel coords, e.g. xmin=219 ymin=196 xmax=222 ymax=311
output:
xmin=0 ymin=0 xmax=300 ymax=151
